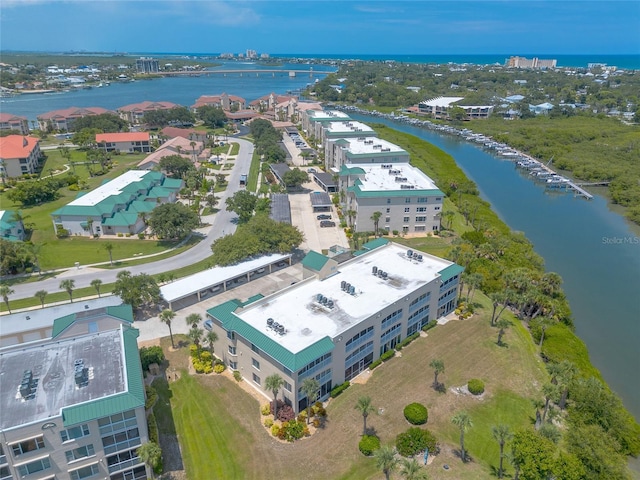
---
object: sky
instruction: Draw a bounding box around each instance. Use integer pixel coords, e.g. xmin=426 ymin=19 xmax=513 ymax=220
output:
xmin=1 ymin=0 xmax=639 ymax=55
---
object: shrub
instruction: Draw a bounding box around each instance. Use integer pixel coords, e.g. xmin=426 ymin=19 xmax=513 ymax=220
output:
xmin=146 ymin=411 xmax=159 ymax=444
xmin=117 ymin=233 xmax=124 ymax=237
xmin=145 ymin=385 xmax=158 ymax=410
xmin=369 ymin=359 xmax=382 ymax=370
xmin=280 ymin=419 xmax=307 ymax=442
xmin=139 ymin=346 xmax=165 ymax=372
xmin=270 ymin=400 xmax=296 ymax=422
xmin=359 ymin=435 xmax=381 ymax=456
xmin=261 ymin=404 xmax=271 ymax=416
xmin=264 ymin=418 xmax=274 ymax=428
xmin=138 ymin=233 xmax=145 ymax=239
xmin=404 ymin=403 xmax=428 ymax=425
xmin=422 ymin=320 xmax=438 ymax=332
xmin=233 ymin=370 xmax=243 ymax=382
xmin=468 ymin=379 xmax=485 ymax=395
xmin=330 ymin=381 xmax=350 ymax=398
xmin=56 ymin=228 xmax=69 ymax=238
xmin=380 ymin=349 xmax=395 ymax=362
xmin=312 ymin=402 xmax=327 ymax=417
xmin=213 ymin=363 xmax=226 ymax=374
xmin=271 ymin=424 xmax=281 ymax=437
xmin=396 ymin=427 xmax=437 ymax=457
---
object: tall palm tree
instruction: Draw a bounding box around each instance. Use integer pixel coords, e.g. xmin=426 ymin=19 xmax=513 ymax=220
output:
xmin=91 ymin=279 xmax=103 ymax=297
xmin=265 ymin=374 xmax=284 ymax=419
xmin=300 ymin=377 xmax=320 ymax=424
xmin=187 ymin=326 xmax=204 ymax=352
xmin=137 ymin=441 xmax=162 ymax=479
xmin=429 ymin=359 xmax=444 ymax=389
xmin=159 ymin=309 xmax=176 ymax=349
xmin=104 ymin=242 xmax=114 ymax=266
xmin=400 ymin=458 xmax=428 ymax=480
xmin=346 ymin=209 xmax=356 ymax=228
xmin=34 ymin=290 xmax=48 ymax=308
xmin=86 ymin=217 xmax=94 ymax=236
xmin=374 ymin=445 xmax=398 ymax=480
xmin=354 ymin=396 xmax=375 ymax=436
xmin=0 ymin=285 xmax=14 ymax=313
xmin=59 ymin=279 xmax=75 ymax=303
xmin=541 ymin=383 xmax=560 ymax=424
xmin=205 ymin=330 xmax=218 ymax=353
xmin=492 ymin=424 xmax=513 ymax=478
xmin=451 ymin=411 xmax=473 ymax=462
xmin=186 ymin=312 xmax=202 ymax=328
xmin=496 ymin=318 xmax=511 ymax=346
xmin=371 ymin=211 xmax=382 ymax=236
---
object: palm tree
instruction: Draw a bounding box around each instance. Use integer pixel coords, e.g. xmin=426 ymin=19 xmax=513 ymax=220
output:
xmin=187 ymin=326 xmax=204 ymax=352
xmin=90 ymin=279 xmax=103 ymax=297
xmin=205 ymin=330 xmax=218 ymax=353
xmin=496 ymin=318 xmax=511 ymax=346
xmin=400 ymin=458 xmax=428 ymax=480
xmin=451 ymin=411 xmax=473 ymax=462
xmin=34 ymin=290 xmax=48 ymax=308
xmin=300 ymin=377 xmax=320 ymax=424
xmin=354 ymin=396 xmax=375 ymax=436
xmin=374 ymin=445 xmax=398 ymax=480
xmin=137 ymin=441 xmax=162 ymax=479
xmin=265 ymin=374 xmax=284 ymax=419
xmin=429 ymin=359 xmax=444 ymax=389
xmin=346 ymin=209 xmax=356 ymax=228
xmin=536 ymin=317 xmax=555 ymax=348
xmin=186 ymin=312 xmax=202 ymax=328
xmin=371 ymin=211 xmax=382 ymax=236
xmin=159 ymin=309 xmax=176 ymax=349
xmin=86 ymin=217 xmax=94 ymax=236
xmin=59 ymin=279 xmax=75 ymax=303
xmin=541 ymin=383 xmax=560 ymax=424
xmin=104 ymin=242 xmax=114 ymax=266
xmin=492 ymin=424 xmax=513 ymax=478
xmin=0 ymin=285 xmax=14 ymax=313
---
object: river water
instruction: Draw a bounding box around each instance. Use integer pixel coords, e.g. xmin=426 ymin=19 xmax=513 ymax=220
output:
xmin=3 ymin=69 xmax=638 ymax=420
xmin=348 ymin=113 xmax=640 ymax=420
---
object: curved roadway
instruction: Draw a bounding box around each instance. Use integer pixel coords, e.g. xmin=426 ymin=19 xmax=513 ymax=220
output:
xmin=9 ymin=137 xmax=255 ymax=300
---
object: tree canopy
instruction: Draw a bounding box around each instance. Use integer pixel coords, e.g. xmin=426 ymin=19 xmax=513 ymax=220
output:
xmin=210 ymin=215 xmax=303 ymax=266
xmin=72 ymin=113 xmax=128 ymax=133
xmin=112 ymin=270 xmax=160 ymax=309
xmin=197 ymin=105 xmax=227 ymax=128
xmin=143 ymin=107 xmax=195 ymax=128
xmin=148 ymin=202 xmax=199 ymax=240
xmin=225 ymin=190 xmax=258 ymax=223
xmin=282 ymin=168 xmax=309 ymax=189
xmin=159 ymin=155 xmax=195 ymax=179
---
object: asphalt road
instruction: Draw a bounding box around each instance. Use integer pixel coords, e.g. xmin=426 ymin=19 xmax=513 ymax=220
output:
xmin=8 ymin=137 xmax=255 ymax=300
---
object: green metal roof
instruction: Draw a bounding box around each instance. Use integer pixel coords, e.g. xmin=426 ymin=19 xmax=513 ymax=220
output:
xmin=438 ymin=264 xmax=465 ymax=282
xmin=207 ymin=301 xmax=335 ymax=372
xmin=128 ymin=201 xmax=156 ymax=213
xmin=162 ymin=178 xmax=184 ymax=189
xmin=242 ymin=294 xmax=264 ymax=307
xmin=103 ymin=212 xmax=139 ymax=227
xmin=61 ymin=327 xmax=145 ymax=427
xmin=347 ymin=183 xmax=445 ymax=198
xmin=353 ymin=238 xmax=390 ymax=256
xmin=339 ymin=165 xmax=365 ymax=176
xmin=51 ymin=304 xmax=134 ymax=338
xmin=146 ymin=186 xmax=173 ymax=198
xmin=301 ymin=250 xmax=330 ymax=271
xmin=51 ymin=313 xmax=76 ymax=338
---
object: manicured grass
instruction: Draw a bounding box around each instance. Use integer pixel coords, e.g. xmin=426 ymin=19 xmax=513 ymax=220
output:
xmin=229 ymin=142 xmax=240 ymax=155
xmin=247 ymin=151 xmax=261 ymax=193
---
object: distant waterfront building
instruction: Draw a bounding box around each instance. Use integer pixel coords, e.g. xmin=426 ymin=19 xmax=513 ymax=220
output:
xmin=95 ymin=132 xmax=152 ymax=154
xmin=0 ymin=304 xmax=150 ymax=480
xmin=418 ymin=96 xmax=493 ymax=120
xmin=135 ymin=57 xmax=159 ymax=74
xmin=506 ymin=56 xmax=557 ymax=69
xmin=192 ymin=93 xmax=246 ymax=112
xmin=246 ymin=49 xmax=258 ymax=59
xmin=37 ymin=106 xmax=112 ymax=132
xmin=0 ymin=209 xmax=25 ymax=242
xmin=301 ymin=109 xmax=351 ymax=138
xmin=0 ymin=135 xmax=42 ymax=177
xmin=51 ymin=170 xmax=183 ymax=237
xmin=117 ymin=101 xmax=181 ymax=125
xmin=340 ymin=163 xmax=443 ymax=234
xmin=0 ymin=113 xmax=29 ymax=135
xmin=206 ymin=241 xmax=462 ymax=413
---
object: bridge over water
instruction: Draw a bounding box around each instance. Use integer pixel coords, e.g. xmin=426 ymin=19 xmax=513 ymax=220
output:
xmin=157 ymin=69 xmax=325 ymax=77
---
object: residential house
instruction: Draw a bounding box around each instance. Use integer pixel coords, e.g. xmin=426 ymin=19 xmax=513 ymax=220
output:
xmin=529 ymin=102 xmax=554 ymax=115
xmin=0 ymin=135 xmax=42 ymax=177
xmin=137 ymin=136 xmax=205 ymax=170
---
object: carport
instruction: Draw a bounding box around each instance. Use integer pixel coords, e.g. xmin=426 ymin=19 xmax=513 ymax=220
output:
xmin=312 ymin=172 xmax=338 ymax=193
xmin=309 ymin=191 xmax=333 ymax=212
xmin=160 ymin=253 xmax=292 ymax=311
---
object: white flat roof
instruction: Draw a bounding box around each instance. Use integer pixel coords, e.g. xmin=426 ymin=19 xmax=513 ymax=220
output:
xmin=348 ymin=163 xmax=439 ymax=192
xmin=160 ymin=253 xmax=291 ymax=302
xmin=68 ymin=170 xmax=149 ymax=207
xmin=339 ymin=137 xmax=407 ymax=155
xmin=324 ymin=121 xmax=375 ymax=135
xmin=309 ymin=110 xmax=350 ymax=121
xmin=420 ymin=96 xmax=464 ymax=107
xmin=237 ymin=243 xmax=453 ymax=353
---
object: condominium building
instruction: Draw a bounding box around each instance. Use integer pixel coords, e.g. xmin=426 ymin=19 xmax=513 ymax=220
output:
xmin=320 ymin=120 xmax=377 ymax=150
xmin=325 ymin=136 xmax=409 ymax=170
xmin=0 ymin=210 xmax=25 ymax=242
xmin=0 ymin=113 xmax=29 ymax=135
xmin=418 ymin=96 xmax=493 ymax=120
xmin=37 ymin=107 xmax=112 ymax=132
xmin=0 ymin=305 xmax=149 ymax=480
xmin=206 ymin=240 xmax=462 ymax=413
xmin=300 ymin=109 xmax=351 ymax=140
xmin=117 ymin=101 xmax=181 ymax=125
xmin=0 ymin=135 xmax=42 ymax=178
xmin=506 ymin=56 xmax=557 ymax=69
xmin=340 ymin=163 xmax=444 ymax=234
xmin=192 ymin=94 xmax=246 ymax=112
xmin=95 ymin=132 xmax=152 ymax=154
xmin=51 ymin=170 xmax=183 ymax=237
xmin=135 ymin=57 xmax=159 ymax=74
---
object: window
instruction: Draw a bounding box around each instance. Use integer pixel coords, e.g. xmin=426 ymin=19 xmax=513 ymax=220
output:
xmin=69 ymin=463 xmax=100 ymax=480
xmin=98 ymin=410 xmax=137 ymax=436
xmin=109 ymin=465 xmax=146 ymax=480
xmin=386 ymin=208 xmax=390 ymax=213
xmin=11 ymin=436 xmax=45 ymax=456
xmin=252 ymin=373 xmax=261 ymax=385
xmin=436 ymin=197 xmax=442 ymax=201
xmin=386 ymin=198 xmax=391 ymax=204
xmin=284 ymin=381 xmax=292 ymax=392
xmin=251 ymin=343 xmax=260 ymax=354
xmin=65 ymin=444 xmax=95 ymax=463
xmin=417 ymin=197 xmax=428 ymax=203
xmin=415 ymin=226 xmax=426 ymax=232
xmin=226 ymin=331 xmax=235 ymax=340
xmin=381 ymin=309 xmax=403 ymax=330
xmin=106 ymin=449 xmax=139 ymax=474
xmin=61 ymin=424 xmax=90 ymax=442
xmin=252 ymin=358 xmax=260 ymax=370
xmin=101 ymin=427 xmax=140 ymax=455
xmin=416 ymin=207 xmax=427 ymax=213
xmin=416 ymin=216 xmax=426 ymax=222
xmin=385 ymin=216 xmax=390 ymax=223
xmin=403 ymin=216 xmax=410 ymax=223
xmin=229 ymin=361 xmax=237 ymax=370
xmin=434 ymin=206 xmax=441 ymax=211
xmin=405 ymin=198 xmax=411 ymax=203
xmin=404 ymin=207 xmax=410 ymax=213
xmin=17 ymin=458 xmax=51 ymax=477
xmin=0 ymin=465 xmax=10 ymax=480
xmin=228 ymin=345 xmax=236 ymax=355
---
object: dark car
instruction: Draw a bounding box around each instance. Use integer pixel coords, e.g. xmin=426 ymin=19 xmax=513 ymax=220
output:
xmin=317 ymin=214 xmax=332 ymax=220
xmin=320 ymin=220 xmax=336 ymax=228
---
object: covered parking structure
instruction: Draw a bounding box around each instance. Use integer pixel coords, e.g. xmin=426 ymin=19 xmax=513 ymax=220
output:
xmin=310 ymin=191 xmax=333 ymax=212
xmin=312 ymin=172 xmax=338 ymax=193
xmin=160 ymin=253 xmax=292 ymax=310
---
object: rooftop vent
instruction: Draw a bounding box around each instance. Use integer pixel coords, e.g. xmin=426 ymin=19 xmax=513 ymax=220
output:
xmin=20 ymin=370 xmax=36 ymax=399
xmin=418 ymin=255 xmax=423 ymax=262
xmin=349 ymin=285 xmax=356 ymax=295
xmin=267 ymin=318 xmax=274 ymax=328
xmin=372 ymin=266 xmax=378 ymax=275
xmin=84 ymin=305 xmax=90 ymax=310
xmin=407 ymin=249 xmax=413 ymax=257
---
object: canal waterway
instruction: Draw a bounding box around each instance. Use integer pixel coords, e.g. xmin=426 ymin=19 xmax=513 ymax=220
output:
xmin=2 ymin=71 xmax=638 ymax=420
xmin=349 ymin=113 xmax=640 ymax=420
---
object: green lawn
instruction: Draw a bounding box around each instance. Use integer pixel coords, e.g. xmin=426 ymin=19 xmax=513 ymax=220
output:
xmin=247 ymin=151 xmax=261 ymax=192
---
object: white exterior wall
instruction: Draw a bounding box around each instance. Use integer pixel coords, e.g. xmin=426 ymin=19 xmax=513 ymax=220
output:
xmin=1 ymin=142 xmax=41 ymax=178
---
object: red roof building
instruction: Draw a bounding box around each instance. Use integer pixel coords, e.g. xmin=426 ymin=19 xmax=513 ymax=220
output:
xmin=117 ymin=101 xmax=181 ymax=124
xmin=95 ymin=132 xmax=152 ymax=154
xmin=0 ymin=135 xmax=42 ymax=178
xmin=37 ymin=107 xmax=112 ymax=132
xmin=160 ymin=126 xmax=208 ymax=143
xmin=192 ymin=93 xmax=246 ymax=111
xmin=0 ymin=113 xmax=30 ymax=135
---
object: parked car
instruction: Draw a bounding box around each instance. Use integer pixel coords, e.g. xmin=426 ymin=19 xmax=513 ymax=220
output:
xmin=320 ymin=220 xmax=336 ymax=228
xmin=204 ymin=320 xmax=213 ymax=331
xmin=317 ymin=214 xmax=332 ymax=220
xmin=308 ymin=168 xmax=317 ymax=173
